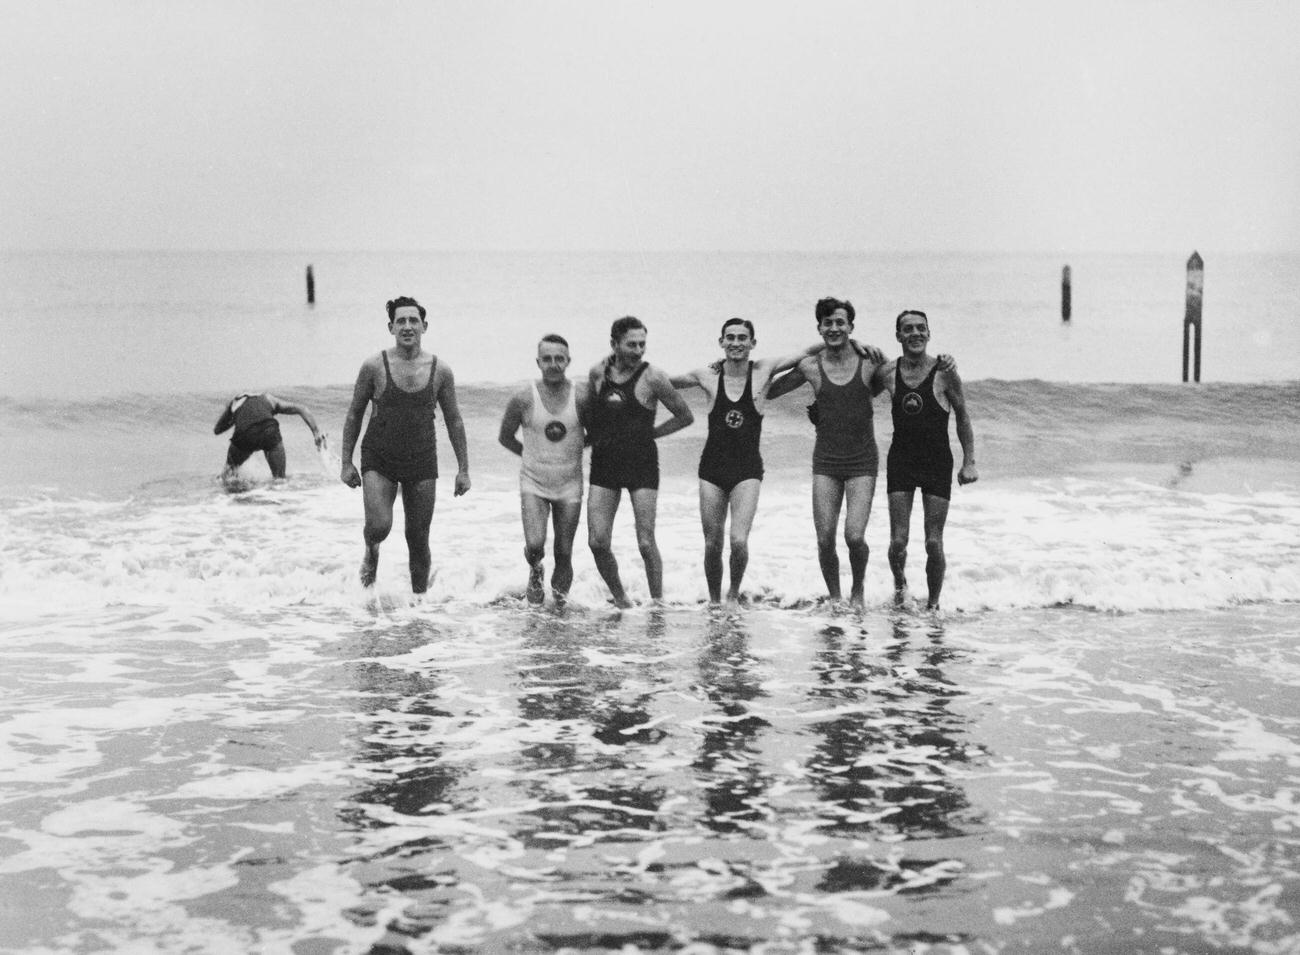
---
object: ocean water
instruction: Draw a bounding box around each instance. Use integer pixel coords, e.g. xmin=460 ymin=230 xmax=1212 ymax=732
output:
xmin=2 ymin=251 xmax=1299 ymax=953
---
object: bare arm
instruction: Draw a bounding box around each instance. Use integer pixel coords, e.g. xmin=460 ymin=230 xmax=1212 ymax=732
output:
xmin=436 ymin=365 xmax=471 ymax=496
xmin=213 ymin=400 xmax=236 ymax=435
xmin=648 ymin=367 xmax=694 ymax=439
xmin=870 ymin=360 xmax=896 ymax=397
xmin=764 ymin=361 xmax=810 ymax=401
xmin=497 ymin=390 xmax=528 ymax=457
xmin=670 ymin=367 xmax=707 ymax=390
xmin=340 ymin=360 xmax=377 ymax=488
xmin=270 ymin=395 xmax=324 ymax=447
xmin=944 ymin=369 xmax=978 ymax=486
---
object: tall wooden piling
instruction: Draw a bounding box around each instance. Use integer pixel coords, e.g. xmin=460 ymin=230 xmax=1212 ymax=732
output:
xmin=1061 ymin=265 xmax=1071 ymax=321
xmin=1182 ymin=251 xmax=1203 ymax=382
xmin=306 ymin=265 xmax=315 ymax=305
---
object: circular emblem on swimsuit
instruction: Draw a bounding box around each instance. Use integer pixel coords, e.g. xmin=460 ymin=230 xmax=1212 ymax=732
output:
xmin=544 ymin=420 xmax=567 ymax=443
xmin=604 ymin=391 xmax=625 ymax=407
xmin=725 ymin=409 xmax=745 ymax=429
xmin=902 ymin=392 xmax=924 ymax=415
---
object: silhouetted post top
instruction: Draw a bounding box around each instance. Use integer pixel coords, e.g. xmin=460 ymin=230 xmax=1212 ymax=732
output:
xmin=1187 ymin=251 xmax=1203 ymax=270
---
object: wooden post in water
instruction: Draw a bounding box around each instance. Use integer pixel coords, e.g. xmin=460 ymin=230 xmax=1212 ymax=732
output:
xmin=1182 ymin=251 xmax=1203 ymax=382
xmin=306 ymin=265 xmax=315 ymax=305
xmin=1061 ymin=265 xmax=1071 ymax=321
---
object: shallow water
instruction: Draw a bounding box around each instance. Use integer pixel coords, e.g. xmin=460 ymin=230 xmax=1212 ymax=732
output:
xmin=3 ymin=602 xmax=1298 ymax=953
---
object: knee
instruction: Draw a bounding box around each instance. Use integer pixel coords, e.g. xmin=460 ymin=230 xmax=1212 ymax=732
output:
xmin=636 ymin=531 xmax=659 ymax=558
xmin=364 ymin=518 xmax=392 ymax=544
xmin=925 ymin=536 xmax=945 ymax=559
xmin=889 ymin=535 xmax=908 ymax=555
xmin=524 ymin=544 xmax=545 ymax=565
xmin=728 ymin=532 xmax=748 ymax=557
xmin=588 ymin=530 xmax=611 ymax=554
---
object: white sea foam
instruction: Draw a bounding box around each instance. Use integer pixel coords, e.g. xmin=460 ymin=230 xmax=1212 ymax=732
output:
xmin=2 ymin=471 xmax=1298 ymax=616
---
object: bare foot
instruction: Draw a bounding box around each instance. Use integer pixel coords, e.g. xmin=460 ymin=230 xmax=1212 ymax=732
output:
xmin=359 ymin=546 xmax=379 ymax=588
xmin=526 ymin=563 xmax=545 ymax=605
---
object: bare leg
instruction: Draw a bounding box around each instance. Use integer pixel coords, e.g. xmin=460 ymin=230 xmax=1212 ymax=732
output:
xmin=921 ymin=492 xmax=951 ymax=610
xmin=550 ymin=499 xmax=583 ymax=602
xmin=587 ymin=484 xmax=631 ymax=607
xmin=812 ymin=475 xmax=846 ymax=601
xmin=264 ymin=442 xmax=288 ymax=480
xmin=887 ymin=489 xmax=915 ymax=603
xmin=843 ymin=475 xmax=877 ymax=608
xmin=520 ymin=493 xmax=550 ymax=604
xmin=402 ymin=478 xmax=437 ymax=593
xmin=360 ymin=470 xmax=398 ymax=587
xmin=699 ymin=480 xmax=729 ymax=604
xmin=725 ymin=479 xmax=762 ymax=604
xmin=629 ymin=487 xmax=662 ymax=600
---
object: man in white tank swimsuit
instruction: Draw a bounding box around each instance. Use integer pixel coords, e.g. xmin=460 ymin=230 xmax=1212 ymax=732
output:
xmin=498 ymin=334 xmax=589 ymax=605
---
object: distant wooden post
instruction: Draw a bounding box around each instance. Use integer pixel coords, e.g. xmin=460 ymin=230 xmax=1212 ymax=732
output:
xmin=306 ymin=265 xmax=315 ymax=305
xmin=1061 ymin=265 xmax=1071 ymax=321
xmin=1182 ymin=251 xmax=1203 ymax=382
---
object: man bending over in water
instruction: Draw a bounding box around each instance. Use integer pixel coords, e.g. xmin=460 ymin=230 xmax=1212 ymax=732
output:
xmin=214 ymin=392 xmax=323 ymax=480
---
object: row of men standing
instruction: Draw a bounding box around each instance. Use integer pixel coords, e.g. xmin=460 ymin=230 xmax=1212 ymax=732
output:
xmin=217 ymin=296 xmax=976 ymax=610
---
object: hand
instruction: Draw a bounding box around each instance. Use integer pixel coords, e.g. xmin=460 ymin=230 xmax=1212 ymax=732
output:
xmin=707 ymin=360 xmax=722 ymax=373
xmin=850 ymin=339 xmax=885 ymax=365
xmin=341 ymin=463 xmax=361 ymax=488
xmin=958 ymin=463 xmax=978 ymax=486
xmin=936 ymin=353 xmax=957 ymax=373
xmin=454 ymin=471 xmax=471 ymax=496
xmin=314 ymin=432 xmax=326 ymax=450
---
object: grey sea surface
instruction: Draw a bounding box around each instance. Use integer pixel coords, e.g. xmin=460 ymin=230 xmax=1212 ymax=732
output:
xmin=2 ymin=602 xmax=1298 ymax=952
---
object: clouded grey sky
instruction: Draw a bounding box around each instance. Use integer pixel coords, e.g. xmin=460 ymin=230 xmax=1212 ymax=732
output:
xmin=4 ymin=1 xmax=1298 ymax=252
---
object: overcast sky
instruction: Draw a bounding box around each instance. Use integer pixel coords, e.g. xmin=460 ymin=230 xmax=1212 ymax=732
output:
xmin=3 ymin=1 xmax=1298 ymax=252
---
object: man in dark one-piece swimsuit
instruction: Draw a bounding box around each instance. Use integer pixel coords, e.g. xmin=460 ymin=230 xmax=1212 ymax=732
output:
xmin=340 ymin=296 xmax=471 ymax=593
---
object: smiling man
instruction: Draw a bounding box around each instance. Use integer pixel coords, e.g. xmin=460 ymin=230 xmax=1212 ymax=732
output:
xmin=873 ymin=309 xmax=977 ymax=611
xmin=585 ymin=316 xmax=694 ymax=607
xmin=672 ymin=317 xmax=881 ymax=606
xmin=764 ymin=298 xmax=881 ymax=607
xmin=498 ymin=334 xmax=589 ymax=606
xmin=340 ymin=296 xmax=470 ymax=593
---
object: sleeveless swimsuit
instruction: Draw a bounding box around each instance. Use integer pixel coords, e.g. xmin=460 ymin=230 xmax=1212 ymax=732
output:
xmin=588 ymin=361 xmax=659 ymax=491
xmin=360 ymin=351 xmax=440 ymax=483
xmin=811 ymin=354 xmax=878 ymax=479
xmin=698 ymin=362 xmax=763 ymax=493
xmin=520 ymin=381 xmax=584 ymax=503
xmin=887 ymin=362 xmax=953 ymax=500
xmin=227 ymin=393 xmax=281 ymax=463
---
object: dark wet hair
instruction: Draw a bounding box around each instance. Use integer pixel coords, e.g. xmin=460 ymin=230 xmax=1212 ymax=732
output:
xmin=895 ymin=309 xmax=929 ymax=332
xmin=610 ymin=315 xmax=646 ymax=342
xmin=816 ymin=297 xmax=855 ymax=325
xmin=386 ymin=296 xmax=427 ymax=322
xmin=539 ymin=333 xmax=569 ymax=349
xmin=720 ymin=317 xmax=755 ymax=339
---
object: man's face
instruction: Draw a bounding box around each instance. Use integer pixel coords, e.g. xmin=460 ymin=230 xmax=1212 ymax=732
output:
xmin=719 ymin=325 xmax=754 ymax=361
xmin=389 ymin=306 xmax=426 ymax=346
xmin=611 ymin=328 xmax=647 ymax=366
xmin=817 ymin=308 xmax=852 ymax=347
xmin=897 ymin=314 xmax=930 ymax=353
xmin=536 ymin=341 xmax=571 ymax=382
